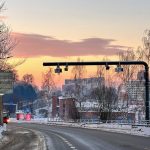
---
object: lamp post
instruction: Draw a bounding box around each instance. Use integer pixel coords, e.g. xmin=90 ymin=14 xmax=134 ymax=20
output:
xmin=43 ymin=61 xmax=149 ymax=121
xmin=0 ymin=93 xmax=4 ymax=126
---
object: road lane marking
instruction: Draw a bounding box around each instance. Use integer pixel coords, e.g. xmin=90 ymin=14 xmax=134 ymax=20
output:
xmin=70 ymin=146 xmax=76 ymax=149
xmin=51 ymin=132 xmax=78 ymax=150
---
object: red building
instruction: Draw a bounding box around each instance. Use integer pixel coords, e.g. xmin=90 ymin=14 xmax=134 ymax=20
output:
xmin=52 ymin=96 xmax=79 ymax=120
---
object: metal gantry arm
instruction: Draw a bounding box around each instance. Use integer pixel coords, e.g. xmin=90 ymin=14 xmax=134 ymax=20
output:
xmin=43 ymin=61 xmax=149 ymax=121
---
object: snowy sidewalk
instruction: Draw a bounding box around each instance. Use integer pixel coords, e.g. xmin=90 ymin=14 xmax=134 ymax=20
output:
xmin=0 ymin=124 xmax=46 ymax=150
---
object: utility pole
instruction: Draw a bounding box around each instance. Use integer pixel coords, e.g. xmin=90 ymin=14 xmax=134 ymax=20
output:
xmin=0 ymin=94 xmax=3 ymax=126
xmin=43 ymin=61 xmax=149 ymax=121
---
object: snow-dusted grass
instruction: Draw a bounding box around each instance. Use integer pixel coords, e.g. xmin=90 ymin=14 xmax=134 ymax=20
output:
xmin=9 ymin=118 xmax=150 ymax=137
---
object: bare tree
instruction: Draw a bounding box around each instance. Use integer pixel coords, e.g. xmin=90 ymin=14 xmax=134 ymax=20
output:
xmin=97 ymin=65 xmax=105 ymax=78
xmin=71 ymin=58 xmax=87 ymax=109
xmin=0 ymin=2 xmax=25 ymax=125
xmin=117 ymin=29 xmax=150 ymax=82
xmin=72 ymin=58 xmax=86 ymax=79
xmin=142 ymin=29 xmax=150 ymax=65
xmin=89 ymin=57 xmax=118 ymax=121
xmin=118 ymin=50 xmax=140 ymax=82
xmin=91 ymin=83 xmax=118 ymax=121
xmin=12 ymin=69 xmax=19 ymax=82
xmin=0 ymin=3 xmax=25 ymax=71
xmin=116 ymin=50 xmax=137 ymax=117
xmin=42 ymin=67 xmax=56 ymax=119
xmin=104 ymin=80 xmax=118 ymax=120
xmin=22 ymin=74 xmax=34 ymax=84
xmin=42 ymin=68 xmax=56 ymax=94
xmin=116 ymin=32 xmax=150 ymax=118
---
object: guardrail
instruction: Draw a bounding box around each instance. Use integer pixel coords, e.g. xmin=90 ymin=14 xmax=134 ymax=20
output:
xmin=47 ymin=118 xmax=150 ymax=126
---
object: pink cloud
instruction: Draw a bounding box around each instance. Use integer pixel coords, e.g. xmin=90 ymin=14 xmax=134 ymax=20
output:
xmin=12 ymin=32 xmax=127 ymax=57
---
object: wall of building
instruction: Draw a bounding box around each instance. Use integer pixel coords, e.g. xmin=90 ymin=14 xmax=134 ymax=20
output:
xmin=52 ymin=96 xmax=79 ymax=120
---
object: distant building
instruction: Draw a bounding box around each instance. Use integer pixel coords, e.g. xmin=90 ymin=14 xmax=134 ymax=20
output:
xmin=76 ymin=101 xmax=99 ymax=119
xmin=52 ymin=96 xmax=78 ymax=120
xmin=126 ymin=80 xmax=145 ymax=102
xmin=52 ymin=96 xmax=102 ymax=120
xmin=62 ymin=77 xmax=105 ymax=97
xmin=117 ymin=80 xmax=146 ymax=111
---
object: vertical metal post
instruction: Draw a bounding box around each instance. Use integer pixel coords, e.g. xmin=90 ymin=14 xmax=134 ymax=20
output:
xmin=0 ymin=95 xmax=3 ymax=126
xmin=16 ymin=103 xmax=18 ymax=113
xmin=145 ymin=66 xmax=149 ymax=121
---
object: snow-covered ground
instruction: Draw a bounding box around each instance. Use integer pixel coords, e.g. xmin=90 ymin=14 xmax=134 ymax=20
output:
xmin=0 ymin=126 xmax=4 ymax=139
xmin=81 ymin=123 xmax=150 ymax=137
xmin=10 ymin=118 xmax=150 ymax=137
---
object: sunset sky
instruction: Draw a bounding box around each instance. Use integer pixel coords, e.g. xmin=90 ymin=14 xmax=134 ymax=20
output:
xmin=2 ymin=0 xmax=150 ymax=87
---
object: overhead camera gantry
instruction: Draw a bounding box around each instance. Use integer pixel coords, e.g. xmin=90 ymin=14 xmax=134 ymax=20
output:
xmin=43 ymin=61 xmax=149 ymax=121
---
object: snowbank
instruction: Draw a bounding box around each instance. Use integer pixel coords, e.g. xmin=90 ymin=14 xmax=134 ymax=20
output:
xmin=78 ymin=123 xmax=150 ymax=137
xmin=10 ymin=118 xmax=48 ymax=124
xmin=0 ymin=126 xmax=4 ymax=139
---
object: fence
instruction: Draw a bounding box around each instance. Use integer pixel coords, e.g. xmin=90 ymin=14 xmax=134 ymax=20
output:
xmin=47 ymin=118 xmax=150 ymax=126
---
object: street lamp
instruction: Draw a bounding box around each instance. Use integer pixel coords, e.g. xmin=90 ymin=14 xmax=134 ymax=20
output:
xmin=55 ymin=64 xmax=62 ymax=74
xmin=115 ymin=65 xmax=123 ymax=72
xmin=64 ymin=63 xmax=68 ymax=71
xmin=105 ymin=63 xmax=110 ymax=70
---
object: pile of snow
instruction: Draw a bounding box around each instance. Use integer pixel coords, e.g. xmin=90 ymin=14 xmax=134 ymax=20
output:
xmin=130 ymin=126 xmax=150 ymax=137
xmin=30 ymin=118 xmax=48 ymax=124
xmin=0 ymin=126 xmax=4 ymax=139
xmin=80 ymin=123 xmax=150 ymax=137
xmin=10 ymin=118 xmax=48 ymax=124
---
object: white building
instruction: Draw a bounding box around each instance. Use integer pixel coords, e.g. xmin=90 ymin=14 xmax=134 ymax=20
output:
xmin=62 ymin=77 xmax=105 ymax=97
xmin=126 ymin=80 xmax=145 ymax=102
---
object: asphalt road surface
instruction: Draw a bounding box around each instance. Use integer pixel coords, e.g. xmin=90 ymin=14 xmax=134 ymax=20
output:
xmin=7 ymin=123 xmax=150 ymax=150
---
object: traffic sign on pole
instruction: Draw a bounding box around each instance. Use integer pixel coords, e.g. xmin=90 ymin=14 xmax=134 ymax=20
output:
xmin=0 ymin=72 xmax=13 ymax=94
xmin=0 ymin=71 xmax=13 ymax=125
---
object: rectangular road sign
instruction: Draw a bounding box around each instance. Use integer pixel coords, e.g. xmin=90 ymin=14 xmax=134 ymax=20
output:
xmin=0 ymin=72 xmax=13 ymax=79
xmin=0 ymin=72 xmax=13 ymax=94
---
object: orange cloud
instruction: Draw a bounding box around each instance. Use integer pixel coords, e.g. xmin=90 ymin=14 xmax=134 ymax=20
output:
xmin=12 ymin=33 xmax=128 ymax=58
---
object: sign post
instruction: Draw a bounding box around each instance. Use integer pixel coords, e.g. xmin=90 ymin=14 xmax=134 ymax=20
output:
xmin=0 ymin=72 xmax=13 ymax=126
